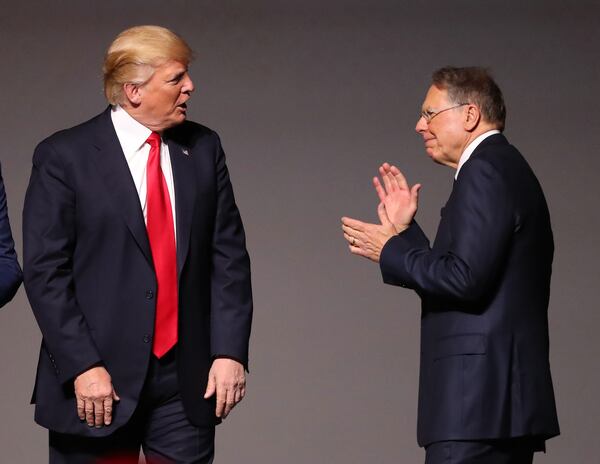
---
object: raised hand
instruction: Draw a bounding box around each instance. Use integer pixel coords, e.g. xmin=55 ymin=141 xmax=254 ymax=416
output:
xmin=373 ymin=163 xmax=421 ymax=233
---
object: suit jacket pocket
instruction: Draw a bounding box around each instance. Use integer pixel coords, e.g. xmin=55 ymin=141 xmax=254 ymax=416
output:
xmin=433 ymin=333 xmax=487 ymax=360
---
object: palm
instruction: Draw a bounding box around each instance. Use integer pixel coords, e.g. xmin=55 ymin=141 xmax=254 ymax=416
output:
xmin=373 ymin=163 xmax=420 ymax=233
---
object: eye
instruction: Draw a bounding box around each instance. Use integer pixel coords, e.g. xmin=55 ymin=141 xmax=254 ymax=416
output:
xmin=169 ymin=73 xmax=185 ymax=84
xmin=421 ymin=109 xmax=434 ymax=121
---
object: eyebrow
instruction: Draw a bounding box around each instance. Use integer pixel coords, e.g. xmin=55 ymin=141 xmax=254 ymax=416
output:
xmin=168 ymin=70 xmax=187 ymax=81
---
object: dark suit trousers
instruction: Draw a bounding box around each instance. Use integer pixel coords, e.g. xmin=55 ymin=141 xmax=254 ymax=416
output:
xmin=425 ymin=438 xmax=545 ymax=464
xmin=49 ymin=349 xmax=214 ymax=464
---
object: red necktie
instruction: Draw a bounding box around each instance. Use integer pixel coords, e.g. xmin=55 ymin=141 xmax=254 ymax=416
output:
xmin=146 ymin=132 xmax=178 ymax=357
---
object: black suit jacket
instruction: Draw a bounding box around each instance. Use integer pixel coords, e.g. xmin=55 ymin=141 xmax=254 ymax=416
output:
xmin=380 ymin=134 xmax=559 ymax=447
xmin=23 ymin=108 xmax=252 ymax=436
xmin=0 ymin=163 xmax=22 ymax=307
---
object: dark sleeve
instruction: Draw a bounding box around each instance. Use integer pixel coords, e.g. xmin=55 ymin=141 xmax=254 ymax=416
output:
xmin=379 ymin=158 xmax=514 ymax=302
xmin=0 ymin=163 xmax=22 ymax=307
xmin=23 ymin=141 xmax=102 ymax=384
xmin=209 ymin=134 xmax=253 ymax=370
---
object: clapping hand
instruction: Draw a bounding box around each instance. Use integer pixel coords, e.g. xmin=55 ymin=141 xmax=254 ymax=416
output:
xmin=373 ymin=163 xmax=420 ymax=234
xmin=342 ymin=163 xmax=420 ymax=262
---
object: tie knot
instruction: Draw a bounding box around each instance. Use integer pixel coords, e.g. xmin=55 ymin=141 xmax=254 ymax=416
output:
xmin=147 ymin=132 xmax=161 ymax=147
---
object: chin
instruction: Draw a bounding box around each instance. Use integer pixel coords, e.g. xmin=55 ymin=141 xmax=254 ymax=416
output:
xmin=167 ymin=115 xmax=187 ymax=129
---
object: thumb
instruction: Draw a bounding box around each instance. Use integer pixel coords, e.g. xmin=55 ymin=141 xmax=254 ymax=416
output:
xmin=112 ymin=388 xmax=120 ymax=402
xmin=204 ymin=374 xmax=216 ymax=399
xmin=377 ymin=202 xmax=390 ymax=225
xmin=411 ymin=184 xmax=422 ymax=208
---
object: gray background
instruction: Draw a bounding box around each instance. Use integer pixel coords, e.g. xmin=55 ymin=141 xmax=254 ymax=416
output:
xmin=0 ymin=0 xmax=598 ymax=462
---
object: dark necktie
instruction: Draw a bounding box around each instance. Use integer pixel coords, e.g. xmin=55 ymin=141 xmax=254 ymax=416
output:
xmin=146 ymin=132 xmax=178 ymax=357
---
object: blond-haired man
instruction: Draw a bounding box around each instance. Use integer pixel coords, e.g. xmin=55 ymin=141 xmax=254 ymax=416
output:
xmin=23 ymin=25 xmax=252 ymax=463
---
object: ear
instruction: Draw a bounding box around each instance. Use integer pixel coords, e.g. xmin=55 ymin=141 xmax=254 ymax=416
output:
xmin=463 ymin=104 xmax=481 ymax=131
xmin=123 ymin=82 xmax=143 ymax=106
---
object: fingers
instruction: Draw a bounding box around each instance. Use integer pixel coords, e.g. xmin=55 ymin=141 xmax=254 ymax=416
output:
xmin=389 ymin=165 xmax=409 ymax=190
xmin=343 ymin=231 xmax=355 ymax=246
xmin=348 ymin=244 xmax=365 ymax=256
xmin=84 ymin=399 xmax=94 ymax=427
xmin=215 ymin=383 xmax=226 ymax=418
xmin=204 ymin=375 xmax=216 ymax=399
xmin=220 ymin=378 xmax=246 ymax=419
xmin=78 ymin=393 xmax=115 ymax=428
xmin=77 ymin=396 xmax=85 ymax=421
xmin=377 ymin=202 xmax=391 ymax=226
xmin=223 ymin=387 xmax=236 ymax=419
xmin=234 ymin=386 xmax=243 ymax=404
xmin=74 ymin=366 xmax=118 ymax=428
xmin=380 ymin=165 xmax=395 ymax=193
xmin=341 ymin=216 xmax=365 ymax=231
xmin=93 ymin=398 xmax=105 ymax=427
xmin=103 ymin=396 xmax=113 ymax=426
xmin=411 ymin=184 xmax=422 ymax=210
xmin=342 ymin=226 xmax=365 ymax=245
xmin=206 ymin=359 xmax=246 ymax=419
xmin=372 ymin=177 xmax=387 ymax=203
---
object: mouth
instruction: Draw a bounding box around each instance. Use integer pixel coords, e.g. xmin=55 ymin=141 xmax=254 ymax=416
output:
xmin=177 ymin=102 xmax=188 ymax=111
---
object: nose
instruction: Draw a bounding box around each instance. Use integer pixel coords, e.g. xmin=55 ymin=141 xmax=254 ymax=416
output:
xmin=182 ymin=73 xmax=195 ymax=95
xmin=415 ymin=116 xmax=427 ymax=134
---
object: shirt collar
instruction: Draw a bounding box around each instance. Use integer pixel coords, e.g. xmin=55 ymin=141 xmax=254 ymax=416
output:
xmin=110 ymin=105 xmax=153 ymax=156
xmin=455 ymin=129 xmax=501 ymax=179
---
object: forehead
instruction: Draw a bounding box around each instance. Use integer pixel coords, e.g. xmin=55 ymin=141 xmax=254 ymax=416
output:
xmin=154 ymin=59 xmax=188 ymax=76
xmin=422 ymin=85 xmax=451 ymax=110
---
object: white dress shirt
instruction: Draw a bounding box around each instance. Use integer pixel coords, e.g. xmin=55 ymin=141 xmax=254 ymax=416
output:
xmin=110 ymin=105 xmax=177 ymax=240
xmin=455 ymin=129 xmax=501 ymax=179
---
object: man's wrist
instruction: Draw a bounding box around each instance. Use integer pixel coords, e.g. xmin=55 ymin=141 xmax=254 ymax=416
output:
xmin=213 ymin=355 xmax=247 ymax=371
xmin=393 ymin=223 xmax=410 ymax=234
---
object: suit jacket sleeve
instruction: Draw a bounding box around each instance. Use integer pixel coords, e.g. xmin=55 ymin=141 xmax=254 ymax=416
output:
xmin=23 ymin=140 xmax=102 ymax=384
xmin=379 ymin=158 xmax=514 ymax=302
xmin=209 ymin=134 xmax=253 ymax=367
xmin=0 ymin=163 xmax=22 ymax=307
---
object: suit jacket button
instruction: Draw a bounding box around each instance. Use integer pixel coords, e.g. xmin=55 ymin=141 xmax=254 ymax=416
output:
xmin=145 ymin=290 xmax=154 ymax=299
xmin=143 ymin=335 xmax=152 ymax=343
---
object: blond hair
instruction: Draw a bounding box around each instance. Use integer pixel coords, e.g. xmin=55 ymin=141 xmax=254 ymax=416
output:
xmin=103 ymin=25 xmax=193 ymax=105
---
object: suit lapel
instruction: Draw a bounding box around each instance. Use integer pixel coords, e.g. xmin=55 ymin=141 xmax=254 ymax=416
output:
xmin=91 ymin=108 xmax=153 ymax=265
xmin=166 ymin=137 xmax=196 ymax=276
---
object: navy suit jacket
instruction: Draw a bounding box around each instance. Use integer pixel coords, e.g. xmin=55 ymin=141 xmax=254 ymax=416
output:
xmin=380 ymin=134 xmax=559 ymax=447
xmin=23 ymin=108 xmax=252 ymax=436
xmin=0 ymin=163 xmax=22 ymax=307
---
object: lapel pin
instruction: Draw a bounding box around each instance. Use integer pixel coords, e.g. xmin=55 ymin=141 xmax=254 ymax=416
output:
xmin=182 ymin=148 xmax=189 ymax=156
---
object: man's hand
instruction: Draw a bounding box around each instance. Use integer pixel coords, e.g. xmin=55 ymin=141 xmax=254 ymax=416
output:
xmin=342 ymin=202 xmax=397 ymax=262
xmin=373 ymin=163 xmax=421 ymax=233
xmin=204 ymin=358 xmax=246 ymax=419
xmin=74 ymin=366 xmax=120 ymax=428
